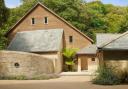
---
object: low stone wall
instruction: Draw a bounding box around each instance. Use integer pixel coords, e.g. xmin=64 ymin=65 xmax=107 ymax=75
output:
xmin=0 ymin=51 xmax=54 ymax=77
xmin=105 ymin=60 xmax=128 ymax=72
xmin=39 ymin=52 xmax=63 ymax=73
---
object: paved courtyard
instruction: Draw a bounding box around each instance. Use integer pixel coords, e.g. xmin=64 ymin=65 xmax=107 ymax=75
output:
xmin=0 ymin=76 xmax=128 ymax=89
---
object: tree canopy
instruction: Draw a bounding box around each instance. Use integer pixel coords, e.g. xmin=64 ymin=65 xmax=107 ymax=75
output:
xmin=0 ymin=0 xmax=9 ymax=28
xmin=0 ymin=0 xmax=9 ymax=49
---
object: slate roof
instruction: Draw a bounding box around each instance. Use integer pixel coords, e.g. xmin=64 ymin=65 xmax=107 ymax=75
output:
xmin=96 ymin=33 xmax=120 ymax=48
xmin=77 ymin=45 xmax=97 ymax=55
xmin=7 ymin=29 xmax=63 ymax=52
xmin=96 ymin=31 xmax=128 ymax=50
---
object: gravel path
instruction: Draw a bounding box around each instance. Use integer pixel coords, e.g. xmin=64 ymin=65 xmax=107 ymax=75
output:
xmin=0 ymin=76 xmax=127 ymax=89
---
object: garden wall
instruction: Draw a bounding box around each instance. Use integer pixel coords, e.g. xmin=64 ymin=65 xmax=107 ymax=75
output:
xmin=0 ymin=51 xmax=54 ymax=77
xmin=105 ymin=60 xmax=128 ymax=72
xmin=103 ymin=50 xmax=128 ymax=71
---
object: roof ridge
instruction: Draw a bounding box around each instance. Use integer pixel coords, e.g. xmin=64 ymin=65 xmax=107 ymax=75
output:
xmin=100 ymin=31 xmax=128 ymax=48
xmin=5 ymin=2 xmax=93 ymax=42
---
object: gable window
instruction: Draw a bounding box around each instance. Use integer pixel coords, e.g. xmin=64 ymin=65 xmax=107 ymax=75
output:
xmin=69 ymin=36 xmax=73 ymax=43
xmin=91 ymin=58 xmax=95 ymax=61
xmin=44 ymin=17 xmax=48 ymax=24
xmin=31 ymin=18 xmax=35 ymax=25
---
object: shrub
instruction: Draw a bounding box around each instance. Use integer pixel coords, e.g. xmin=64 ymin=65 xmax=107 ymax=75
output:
xmin=0 ymin=75 xmax=27 ymax=80
xmin=120 ymin=70 xmax=128 ymax=83
xmin=0 ymin=74 xmax=59 ymax=80
xmin=63 ymin=48 xmax=78 ymax=71
xmin=93 ymin=65 xmax=121 ymax=85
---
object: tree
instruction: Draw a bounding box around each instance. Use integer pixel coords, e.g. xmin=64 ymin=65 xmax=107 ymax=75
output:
xmin=0 ymin=0 xmax=9 ymax=49
xmin=63 ymin=48 xmax=78 ymax=71
xmin=0 ymin=0 xmax=9 ymax=28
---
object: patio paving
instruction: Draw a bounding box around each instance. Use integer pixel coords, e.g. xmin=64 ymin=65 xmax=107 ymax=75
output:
xmin=0 ymin=76 xmax=127 ymax=89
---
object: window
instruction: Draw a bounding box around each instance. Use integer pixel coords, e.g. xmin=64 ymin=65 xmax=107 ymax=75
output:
xmin=14 ymin=63 xmax=20 ymax=68
xmin=69 ymin=36 xmax=73 ymax=43
xmin=91 ymin=58 xmax=95 ymax=61
xmin=31 ymin=18 xmax=35 ymax=24
xmin=44 ymin=17 xmax=48 ymax=24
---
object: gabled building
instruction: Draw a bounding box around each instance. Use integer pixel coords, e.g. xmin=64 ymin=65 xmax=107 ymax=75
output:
xmin=96 ymin=31 xmax=128 ymax=70
xmin=6 ymin=2 xmax=96 ymax=73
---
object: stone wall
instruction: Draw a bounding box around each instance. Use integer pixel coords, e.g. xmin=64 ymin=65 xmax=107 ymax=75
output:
xmin=38 ymin=52 xmax=63 ymax=73
xmin=105 ymin=60 xmax=128 ymax=72
xmin=0 ymin=51 xmax=54 ymax=77
xmin=103 ymin=50 xmax=128 ymax=71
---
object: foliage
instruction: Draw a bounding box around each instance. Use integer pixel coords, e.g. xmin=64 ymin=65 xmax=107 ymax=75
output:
xmin=63 ymin=48 xmax=78 ymax=71
xmin=0 ymin=0 xmax=9 ymax=28
xmin=93 ymin=65 xmax=121 ymax=85
xmin=0 ymin=75 xmax=27 ymax=80
xmin=0 ymin=74 xmax=59 ymax=80
xmin=119 ymin=70 xmax=128 ymax=83
xmin=0 ymin=0 xmax=9 ymax=49
xmin=0 ymin=33 xmax=7 ymax=50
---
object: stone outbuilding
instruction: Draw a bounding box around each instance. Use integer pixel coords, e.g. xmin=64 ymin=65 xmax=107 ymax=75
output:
xmin=7 ymin=29 xmax=63 ymax=73
xmin=77 ymin=45 xmax=99 ymax=72
xmin=96 ymin=31 xmax=128 ymax=71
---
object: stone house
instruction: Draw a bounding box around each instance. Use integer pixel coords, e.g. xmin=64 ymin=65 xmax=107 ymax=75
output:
xmin=84 ymin=31 xmax=128 ymax=71
xmin=96 ymin=31 xmax=128 ymax=71
xmin=5 ymin=2 xmax=99 ymax=73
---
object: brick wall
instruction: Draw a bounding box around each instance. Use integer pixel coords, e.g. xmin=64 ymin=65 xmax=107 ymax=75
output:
xmin=7 ymin=5 xmax=92 ymax=49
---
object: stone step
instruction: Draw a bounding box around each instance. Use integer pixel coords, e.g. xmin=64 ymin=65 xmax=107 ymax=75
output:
xmin=60 ymin=72 xmax=96 ymax=76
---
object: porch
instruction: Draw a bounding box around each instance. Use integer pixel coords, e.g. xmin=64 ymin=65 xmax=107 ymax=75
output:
xmin=76 ymin=45 xmax=98 ymax=72
xmin=62 ymin=45 xmax=99 ymax=74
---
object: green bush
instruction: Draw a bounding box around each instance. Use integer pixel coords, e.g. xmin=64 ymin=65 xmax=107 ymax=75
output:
xmin=63 ymin=48 xmax=78 ymax=71
xmin=93 ymin=65 xmax=121 ymax=85
xmin=0 ymin=74 xmax=59 ymax=80
xmin=0 ymin=75 xmax=27 ymax=80
xmin=120 ymin=70 xmax=128 ymax=83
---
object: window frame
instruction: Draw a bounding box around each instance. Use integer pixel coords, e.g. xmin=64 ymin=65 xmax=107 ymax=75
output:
xmin=31 ymin=18 xmax=35 ymax=25
xmin=91 ymin=58 xmax=95 ymax=61
xmin=69 ymin=36 xmax=73 ymax=43
xmin=44 ymin=17 xmax=48 ymax=24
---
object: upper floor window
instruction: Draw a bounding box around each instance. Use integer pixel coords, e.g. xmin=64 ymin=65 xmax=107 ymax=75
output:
xmin=69 ymin=36 xmax=73 ymax=43
xmin=91 ymin=58 xmax=95 ymax=61
xmin=31 ymin=18 xmax=35 ymax=25
xmin=44 ymin=17 xmax=48 ymax=24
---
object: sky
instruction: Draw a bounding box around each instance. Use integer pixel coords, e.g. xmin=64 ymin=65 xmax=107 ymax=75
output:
xmin=4 ymin=0 xmax=128 ymax=8
xmin=5 ymin=0 xmax=21 ymax=8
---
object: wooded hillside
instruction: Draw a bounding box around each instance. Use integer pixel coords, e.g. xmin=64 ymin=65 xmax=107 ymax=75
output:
xmin=0 ymin=0 xmax=128 ymax=49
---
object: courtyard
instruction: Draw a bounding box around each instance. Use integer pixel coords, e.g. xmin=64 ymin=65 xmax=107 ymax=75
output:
xmin=0 ymin=76 xmax=127 ymax=89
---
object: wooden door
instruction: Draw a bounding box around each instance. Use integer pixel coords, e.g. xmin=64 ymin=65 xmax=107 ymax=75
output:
xmin=81 ymin=56 xmax=88 ymax=70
